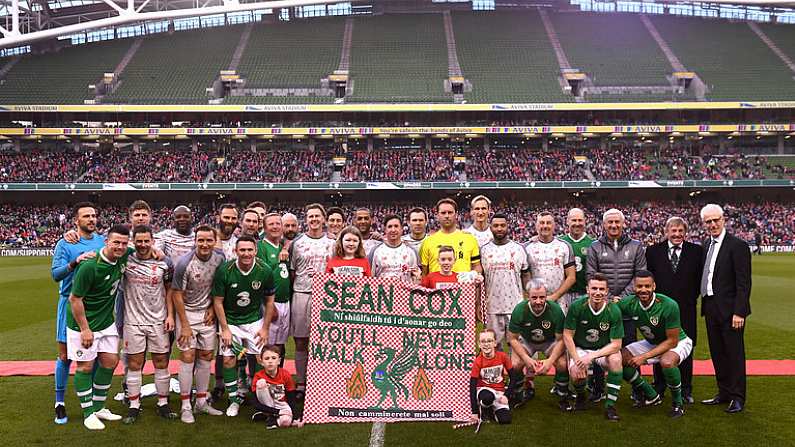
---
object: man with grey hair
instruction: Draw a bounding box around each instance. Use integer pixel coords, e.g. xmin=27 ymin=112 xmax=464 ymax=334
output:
xmin=698 ymin=204 xmax=751 ymax=413
xmin=507 ymin=278 xmax=569 ymax=410
xmin=646 ymin=216 xmax=703 ymax=404
xmin=587 ymin=208 xmax=647 ymax=403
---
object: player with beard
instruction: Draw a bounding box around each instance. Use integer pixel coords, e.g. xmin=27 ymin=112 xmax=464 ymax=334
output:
xmin=51 ymin=202 xmax=104 ymax=424
xmin=281 ymin=213 xmax=299 ymax=241
xmin=464 ymin=195 xmax=494 ymax=247
xmin=217 ymin=203 xmax=239 ymax=260
xmin=480 ymin=213 xmax=529 ymax=350
xmin=402 ymin=207 xmax=428 ymax=252
xmin=370 ymin=214 xmax=420 ymax=283
xmin=354 ymin=208 xmax=381 ymax=257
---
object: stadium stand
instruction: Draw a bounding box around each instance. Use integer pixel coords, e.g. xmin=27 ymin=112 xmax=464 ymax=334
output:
xmin=651 ymin=15 xmax=795 ymax=101
xmin=0 ymin=40 xmax=131 ymax=104
xmin=79 ymin=150 xmax=212 ymax=183
xmin=348 ymin=14 xmax=450 ymax=103
xmin=340 ymin=148 xmax=455 ymax=181
xmin=213 ymin=148 xmax=333 ymax=182
xmin=452 ymin=11 xmax=571 ymax=103
xmin=2 ymin=200 xmax=792 ymax=248
xmin=107 ymin=27 xmax=241 ymax=104
xmin=464 ymin=148 xmax=585 ymax=181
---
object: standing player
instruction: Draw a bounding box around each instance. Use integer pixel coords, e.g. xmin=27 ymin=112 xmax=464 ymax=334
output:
xmin=155 ymin=205 xmax=195 ymax=263
xmin=172 ymin=225 xmax=226 ymax=423
xmin=563 ymin=273 xmax=625 ymax=422
xmin=121 ymin=225 xmax=177 ymax=424
xmin=419 ymin=198 xmax=481 ymax=276
xmin=281 ymin=213 xmax=300 ymax=241
xmin=507 ymin=279 xmax=569 ymax=409
xmin=618 ymin=271 xmax=693 ymax=418
xmin=240 ymin=208 xmax=261 ymax=239
xmin=353 ymin=207 xmax=381 ymax=257
xmin=67 ymin=225 xmax=131 ymax=430
xmin=370 ymin=214 xmax=421 ymax=283
xmin=248 ymin=201 xmax=268 ymax=240
xmin=558 ymin=208 xmax=594 ymax=309
xmin=213 ymin=236 xmax=276 ymax=417
xmin=524 ymin=212 xmax=576 ymax=313
xmin=258 ymin=213 xmax=292 ymax=361
xmin=217 ymin=203 xmax=239 ymax=260
xmin=480 ymin=213 xmax=529 ymax=349
xmin=289 ymin=203 xmax=335 ymax=396
xmin=51 ymin=202 xmax=105 ymax=424
xmin=464 ymin=195 xmax=494 ymax=247
xmin=402 ymin=207 xmax=428 ymax=252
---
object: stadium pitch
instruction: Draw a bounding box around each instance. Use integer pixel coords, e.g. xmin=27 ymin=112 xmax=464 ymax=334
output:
xmin=0 ymin=255 xmax=793 ymax=446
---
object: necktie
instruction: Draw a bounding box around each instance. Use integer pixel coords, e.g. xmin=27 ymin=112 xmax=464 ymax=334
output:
xmin=700 ymin=239 xmax=717 ymax=296
xmin=670 ymin=245 xmax=680 ymax=273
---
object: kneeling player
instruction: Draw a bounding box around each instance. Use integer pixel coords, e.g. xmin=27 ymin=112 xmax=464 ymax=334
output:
xmin=251 ymin=345 xmax=303 ymax=428
xmin=213 ymin=236 xmax=276 ymax=417
xmin=122 ymin=226 xmax=178 ymax=423
xmin=469 ymin=329 xmax=514 ymax=425
xmin=507 ymin=279 xmax=569 ymax=410
xmin=618 ymin=271 xmax=693 ymax=418
xmin=563 ymin=273 xmax=625 ymax=422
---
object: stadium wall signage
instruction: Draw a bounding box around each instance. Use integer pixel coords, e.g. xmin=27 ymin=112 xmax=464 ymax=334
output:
xmin=3 ymin=123 xmax=795 ymax=137
xmin=303 ymin=274 xmax=477 ymax=423
xmin=0 ymin=248 xmax=55 ymax=256
xmin=3 ymin=101 xmax=795 ymax=113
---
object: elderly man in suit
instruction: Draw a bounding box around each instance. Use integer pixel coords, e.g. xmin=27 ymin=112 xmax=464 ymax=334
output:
xmin=646 ymin=216 xmax=703 ymax=404
xmin=699 ymin=204 xmax=752 ymax=414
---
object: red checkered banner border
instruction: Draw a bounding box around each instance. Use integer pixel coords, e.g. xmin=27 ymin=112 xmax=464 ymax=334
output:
xmin=304 ymin=274 xmax=478 ymax=423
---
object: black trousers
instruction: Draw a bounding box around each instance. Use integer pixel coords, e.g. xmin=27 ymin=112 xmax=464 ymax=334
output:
xmin=704 ymin=311 xmax=747 ymax=403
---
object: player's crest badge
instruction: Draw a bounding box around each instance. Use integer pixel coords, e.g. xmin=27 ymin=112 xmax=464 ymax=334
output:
xmin=650 ymin=316 xmax=659 ymax=326
xmin=542 ymin=320 xmax=551 ymax=329
xmin=581 ymin=247 xmax=588 ymax=255
xmin=599 ymin=322 xmax=610 ymax=331
xmin=252 ymin=281 xmax=262 ymax=290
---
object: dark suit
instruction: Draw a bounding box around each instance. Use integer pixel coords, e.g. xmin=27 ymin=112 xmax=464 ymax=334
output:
xmin=702 ymin=232 xmax=752 ymax=404
xmin=646 ymin=240 xmax=704 ymax=397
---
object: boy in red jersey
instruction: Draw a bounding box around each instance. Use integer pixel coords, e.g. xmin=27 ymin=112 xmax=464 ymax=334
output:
xmin=469 ymin=329 xmax=515 ymax=424
xmin=251 ymin=345 xmax=303 ymax=429
xmin=422 ymin=246 xmax=460 ymax=289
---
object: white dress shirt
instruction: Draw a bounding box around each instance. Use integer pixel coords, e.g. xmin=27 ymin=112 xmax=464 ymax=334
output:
xmin=705 ymin=229 xmax=726 ymax=296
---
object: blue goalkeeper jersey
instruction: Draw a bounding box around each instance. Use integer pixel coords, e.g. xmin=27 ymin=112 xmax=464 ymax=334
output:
xmin=51 ymin=234 xmax=106 ymax=299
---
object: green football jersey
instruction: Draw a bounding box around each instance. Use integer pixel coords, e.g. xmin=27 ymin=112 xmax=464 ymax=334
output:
xmin=564 ymin=296 xmax=624 ymax=350
xmin=68 ymin=248 xmax=131 ymax=332
xmin=257 ymin=239 xmax=291 ymax=304
xmin=211 ymin=259 xmax=276 ymax=325
xmin=558 ymin=234 xmax=594 ymax=294
xmin=618 ymin=293 xmax=687 ymax=343
xmin=508 ymin=300 xmax=565 ymax=345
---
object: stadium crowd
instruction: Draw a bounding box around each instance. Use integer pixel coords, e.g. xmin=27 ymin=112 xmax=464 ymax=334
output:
xmin=80 ymin=150 xmax=212 ymax=183
xmin=465 ymin=148 xmax=585 ymax=181
xmin=340 ymin=149 xmax=455 ymax=181
xmin=2 ymin=199 xmax=792 ymax=248
xmin=214 ymin=149 xmax=332 ymax=182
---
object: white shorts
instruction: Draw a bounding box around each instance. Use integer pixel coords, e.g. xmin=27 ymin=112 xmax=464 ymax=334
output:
xmin=476 ymin=387 xmax=510 ymax=411
xmin=518 ymin=339 xmax=555 ymax=358
xmin=487 ymin=314 xmax=511 ymax=345
xmin=269 ymin=302 xmax=290 ymax=345
xmin=569 ymin=347 xmax=611 ymax=371
xmin=66 ymin=325 xmax=119 ymax=362
xmin=175 ymin=312 xmax=217 ymax=352
xmin=290 ymin=292 xmax=311 ymax=338
xmin=625 ymin=337 xmax=693 ymax=365
xmin=124 ymin=323 xmax=170 ymax=354
xmin=220 ymin=319 xmax=266 ymax=357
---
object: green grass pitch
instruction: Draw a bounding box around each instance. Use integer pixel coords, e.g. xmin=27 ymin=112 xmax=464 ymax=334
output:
xmin=1 ymin=255 xmax=794 ymax=446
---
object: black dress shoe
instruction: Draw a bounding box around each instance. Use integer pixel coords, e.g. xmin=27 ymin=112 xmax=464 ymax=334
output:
xmin=701 ymin=395 xmax=727 ymax=405
xmin=683 ymin=394 xmax=695 ymax=405
xmin=725 ymin=400 xmax=744 ymax=413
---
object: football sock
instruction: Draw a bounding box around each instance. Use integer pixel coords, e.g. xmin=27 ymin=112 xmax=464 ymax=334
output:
xmin=55 ymin=357 xmax=71 ymax=404
xmin=126 ymin=370 xmax=142 ymax=409
xmin=663 ymin=367 xmax=683 ymax=406
xmin=92 ymin=366 xmax=114 ymax=412
xmin=75 ymin=370 xmax=94 ymax=418
xmin=154 ymin=368 xmax=171 ymax=407
xmin=194 ymin=359 xmax=212 ymax=407
xmin=623 ymin=367 xmax=657 ymax=399
xmin=179 ymin=362 xmax=194 ymax=409
xmin=554 ymin=371 xmax=570 ymax=396
xmin=224 ymin=367 xmax=242 ymax=404
xmin=214 ymin=355 xmax=224 ymax=389
xmin=295 ymin=350 xmax=308 ymax=388
xmin=605 ymin=371 xmax=622 ymax=408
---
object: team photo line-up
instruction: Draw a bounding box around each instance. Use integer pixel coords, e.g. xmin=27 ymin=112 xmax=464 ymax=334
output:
xmin=51 ymin=194 xmax=751 ymax=430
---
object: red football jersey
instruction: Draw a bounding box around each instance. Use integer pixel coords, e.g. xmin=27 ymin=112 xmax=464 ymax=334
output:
xmin=421 ymin=271 xmax=459 ymax=289
xmin=470 ymin=351 xmax=512 ymax=392
xmin=252 ymin=368 xmax=296 ymax=403
xmin=325 ymin=257 xmax=372 ymax=277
